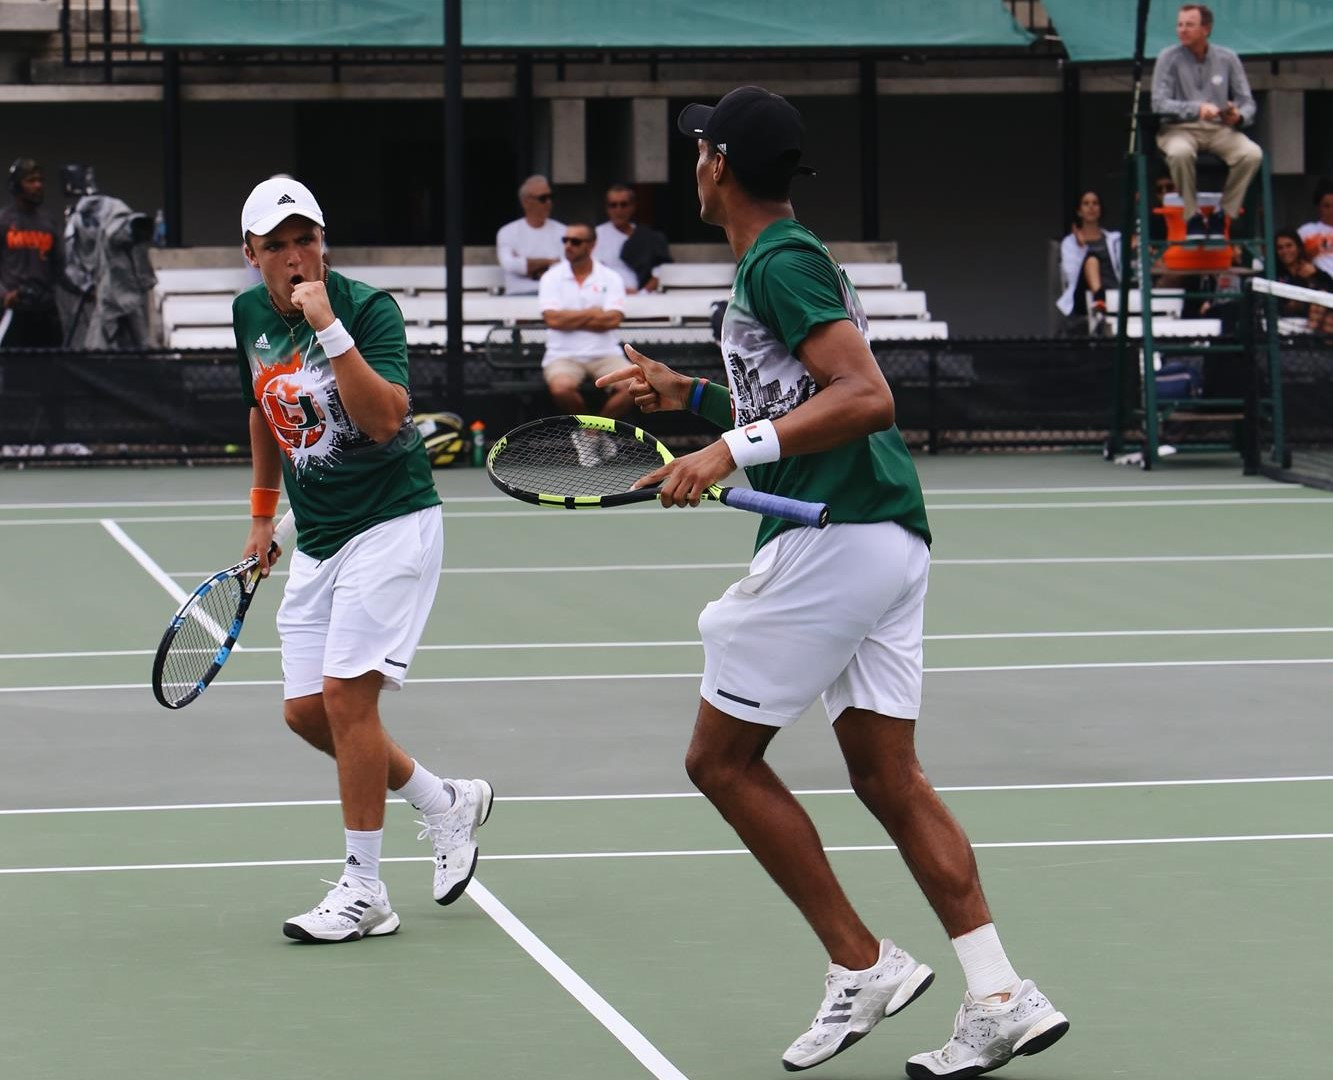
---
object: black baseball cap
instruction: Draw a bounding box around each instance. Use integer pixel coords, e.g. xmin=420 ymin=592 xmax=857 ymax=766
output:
xmin=677 ymin=86 xmax=817 ymax=186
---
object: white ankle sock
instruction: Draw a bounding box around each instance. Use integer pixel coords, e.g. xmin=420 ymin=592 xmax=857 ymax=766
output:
xmin=952 ymin=923 xmax=1020 ymax=1000
xmin=343 ymin=828 xmax=383 ymax=887
xmin=396 ymin=760 xmax=453 ymax=816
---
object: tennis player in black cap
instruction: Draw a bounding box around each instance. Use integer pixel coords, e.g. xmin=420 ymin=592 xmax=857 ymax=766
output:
xmin=597 ymin=86 xmax=1068 ymax=1078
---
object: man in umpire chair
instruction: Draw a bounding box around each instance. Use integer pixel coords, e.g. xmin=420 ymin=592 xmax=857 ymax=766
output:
xmin=234 ymin=176 xmax=492 ymax=942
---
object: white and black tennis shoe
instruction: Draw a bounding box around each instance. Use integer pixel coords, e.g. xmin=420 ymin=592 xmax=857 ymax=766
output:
xmin=416 ymin=778 xmax=494 ymax=905
xmin=905 ymin=980 xmax=1069 ymax=1078
xmin=782 ymin=940 xmax=934 ymax=1071
xmin=282 ymin=878 xmax=400 ymax=943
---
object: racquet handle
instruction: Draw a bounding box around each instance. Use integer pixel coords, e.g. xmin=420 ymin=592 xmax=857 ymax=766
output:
xmin=272 ymin=510 xmax=296 ymax=551
xmin=718 ymin=487 xmax=829 ymax=528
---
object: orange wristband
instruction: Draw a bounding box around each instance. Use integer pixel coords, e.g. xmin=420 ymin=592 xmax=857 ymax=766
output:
xmin=250 ymin=487 xmax=280 ymax=518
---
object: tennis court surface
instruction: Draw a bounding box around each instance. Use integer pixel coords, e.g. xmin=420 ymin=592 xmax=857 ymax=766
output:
xmin=1 ymin=453 xmax=1329 ymax=1079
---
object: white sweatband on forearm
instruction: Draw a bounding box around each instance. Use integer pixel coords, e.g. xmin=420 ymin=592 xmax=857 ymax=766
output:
xmin=315 ymin=318 xmax=355 ymax=358
xmin=721 ymin=418 xmax=782 ymax=468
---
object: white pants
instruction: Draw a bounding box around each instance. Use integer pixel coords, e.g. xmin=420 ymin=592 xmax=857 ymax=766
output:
xmin=277 ymin=506 xmax=443 ymax=698
xmin=698 ymin=520 xmax=930 ymax=728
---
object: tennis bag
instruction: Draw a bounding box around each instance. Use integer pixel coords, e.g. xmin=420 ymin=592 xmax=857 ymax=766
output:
xmin=413 ymin=411 xmax=467 ymax=467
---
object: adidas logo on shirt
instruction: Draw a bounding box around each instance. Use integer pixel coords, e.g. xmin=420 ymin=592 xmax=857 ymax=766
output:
xmin=254 ymin=332 xmax=271 ymax=350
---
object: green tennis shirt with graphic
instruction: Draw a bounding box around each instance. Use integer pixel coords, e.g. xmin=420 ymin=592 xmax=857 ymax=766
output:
xmin=234 ymin=269 xmax=439 ymax=560
xmin=718 ymin=218 xmax=931 ymax=552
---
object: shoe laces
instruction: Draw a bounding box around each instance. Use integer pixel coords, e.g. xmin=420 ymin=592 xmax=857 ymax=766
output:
xmin=416 ymin=806 xmax=470 ymax=852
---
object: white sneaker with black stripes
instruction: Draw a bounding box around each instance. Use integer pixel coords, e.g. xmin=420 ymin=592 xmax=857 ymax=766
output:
xmin=781 ymin=939 xmax=934 ymax=1071
xmin=281 ymin=878 xmax=400 ymax=943
xmin=416 ymin=778 xmax=495 ymax=905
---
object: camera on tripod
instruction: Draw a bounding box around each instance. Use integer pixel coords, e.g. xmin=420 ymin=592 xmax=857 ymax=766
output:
xmin=60 ymin=164 xmax=98 ymax=199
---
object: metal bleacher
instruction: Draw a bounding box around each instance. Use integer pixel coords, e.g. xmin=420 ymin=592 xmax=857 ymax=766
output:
xmin=154 ymin=257 xmax=948 ymax=352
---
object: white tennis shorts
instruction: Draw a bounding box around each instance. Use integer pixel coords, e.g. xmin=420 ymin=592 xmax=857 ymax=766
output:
xmin=698 ymin=519 xmax=929 ymax=727
xmin=277 ymin=505 xmax=443 ymax=699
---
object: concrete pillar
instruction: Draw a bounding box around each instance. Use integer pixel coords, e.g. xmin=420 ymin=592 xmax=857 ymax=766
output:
xmin=1263 ymin=90 xmax=1304 ymax=176
xmin=551 ymin=98 xmax=586 ymax=185
xmin=631 ymin=98 xmax=669 ymax=184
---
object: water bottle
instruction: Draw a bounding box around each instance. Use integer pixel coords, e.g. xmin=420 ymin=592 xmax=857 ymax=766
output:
xmin=151 ymin=209 xmax=167 ymax=247
xmin=470 ymin=420 xmax=486 ymax=467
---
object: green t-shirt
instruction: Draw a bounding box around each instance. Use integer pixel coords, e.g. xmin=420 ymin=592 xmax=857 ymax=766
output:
xmin=234 ymin=269 xmax=440 ymax=559
xmin=720 ymin=218 xmax=931 ymax=552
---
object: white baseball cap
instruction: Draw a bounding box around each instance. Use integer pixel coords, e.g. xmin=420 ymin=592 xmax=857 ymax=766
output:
xmin=241 ymin=176 xmax=325 ymax=239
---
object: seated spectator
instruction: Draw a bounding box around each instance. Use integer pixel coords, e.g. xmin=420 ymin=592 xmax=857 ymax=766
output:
xmin=1 ymin=158 xmax=64 ymax=347
xmin=1152 ymin=4 xmax=1262 ymax=237
xmin=1297 ymin=177 xmax=1333 ymax=277
xmin=1274 ymin=227 xmax=1333 ymax=335
xmin=594 ymin=183 xmax=672 ymax=293
xmin=1056 ymin=190 xmax=1122 ymax=335
xmin=538 ymin=222 xmax=629 ymax=421
xmin=496 ymin=174 xmax=565 ymax=295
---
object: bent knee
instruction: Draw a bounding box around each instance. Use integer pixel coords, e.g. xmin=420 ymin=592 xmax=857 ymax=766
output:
xmin=684 ymin=745 xmax=741 ymax=795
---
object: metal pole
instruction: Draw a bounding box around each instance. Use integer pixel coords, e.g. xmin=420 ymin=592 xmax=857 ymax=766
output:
xmin=515 ymin=54 xmax=534 ymax=184
xmin=443 ymin=0 xmax=464 ymax=406
xmin=101 ymin=0 xmax=112 ymax=83
xmin=1060 ymin=62 xmax=1080 ymax=236
xmin=858 ymin=56 xmax=879 ymax=242
xmin=162 ymin=48 xmax=182 ymax=247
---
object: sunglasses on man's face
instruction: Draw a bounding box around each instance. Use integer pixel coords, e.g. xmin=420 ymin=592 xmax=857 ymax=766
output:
xmin=528 ymin=192 xmax=553 ymax=202
xmin=606 ymin=200 xmax=632 ymax=209
xmin=562 ymin=236 xmax=590 ymax=246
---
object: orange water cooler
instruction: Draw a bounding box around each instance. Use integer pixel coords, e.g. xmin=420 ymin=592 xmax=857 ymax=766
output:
xmin=1155 ymin=192 xmax=1233 ymax=271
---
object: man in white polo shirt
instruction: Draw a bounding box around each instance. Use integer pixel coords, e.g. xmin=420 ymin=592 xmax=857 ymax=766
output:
xmin=538 ymin=221 xmax=630 ymax=419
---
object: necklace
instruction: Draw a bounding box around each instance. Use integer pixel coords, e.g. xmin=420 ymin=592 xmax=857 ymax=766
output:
xmin=267 ymin=292 xmax=307 ymax=348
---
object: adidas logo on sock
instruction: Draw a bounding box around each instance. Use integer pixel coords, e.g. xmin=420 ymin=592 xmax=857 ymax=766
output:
xmin=345 ymin=855 xmax=361 ymax=866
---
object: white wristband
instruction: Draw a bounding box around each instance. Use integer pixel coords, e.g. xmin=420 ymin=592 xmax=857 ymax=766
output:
xmin=722 ymin=419 xmax=781 ymax=468
xmin=315 ymin=318 xmax=355 ymax=358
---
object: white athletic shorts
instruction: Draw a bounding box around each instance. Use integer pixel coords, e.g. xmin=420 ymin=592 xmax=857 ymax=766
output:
xmin=277 ymin=505 xmax=443 ymax=699
xmin=698 ymin=519 xmax=930 ymax=727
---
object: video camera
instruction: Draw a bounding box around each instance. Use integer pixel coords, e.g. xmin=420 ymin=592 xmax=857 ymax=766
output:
xmin=60 ymin=164 xmax=98 ymax=198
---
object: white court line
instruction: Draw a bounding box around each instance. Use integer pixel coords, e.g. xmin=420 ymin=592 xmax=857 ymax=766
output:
xmin=100 ymin=519 xmax=189 ymax=607
xmin=0 ymin=484 xmax=1280 ymax=511
xmin=1 ymin=774 xmax=1329 ymax=817
xmin=5 ymin=657 xmax=1333 ymax=694
xmin=160 ymin=552 xmax=1333 ymax=576
xmin=2 ymin=496 xmax=1331 ymax=527
xmin=2 ymin=833 xmax=1331 ymax=876
xmin=467 ymin=879 xmax=690 ymax=1080
xmin=8 ymin=626 xmax=1333 ymax=663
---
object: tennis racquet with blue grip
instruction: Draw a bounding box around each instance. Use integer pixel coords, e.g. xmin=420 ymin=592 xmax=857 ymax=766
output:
xmin=486 ymin=414 xmax=829 ymax=528
xmin=151 ymin=510 xmax=296 ymax=709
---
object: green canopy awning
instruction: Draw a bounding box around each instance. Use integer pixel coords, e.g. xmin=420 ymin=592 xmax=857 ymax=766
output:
xmin=137 ymin=0 xmax=1035 ymax=50
xmin=1043 ymin=0 xmax=1333 ymax=63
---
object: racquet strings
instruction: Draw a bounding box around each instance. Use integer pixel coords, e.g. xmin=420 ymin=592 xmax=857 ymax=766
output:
xmin=493 ymin=422 xmax=662 ymax=496
xmin=158 ymin=572 xmax=248 ymax=701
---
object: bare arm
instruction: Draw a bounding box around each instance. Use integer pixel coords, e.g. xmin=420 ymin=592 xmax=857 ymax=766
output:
xmin=770 ymin=319 xmax=895 ymax=453
xmin=542 ymin=307 xmax=621 ymax=330
xmin=625 ymin=320 xmax=894 ymax=508
xmin=246 ymin=407 xmax=285 ymax=573
xmin=291 ymin=281 xmax=407 ymax=443
xmin=328 ymin=352 xmax=409 ymax=443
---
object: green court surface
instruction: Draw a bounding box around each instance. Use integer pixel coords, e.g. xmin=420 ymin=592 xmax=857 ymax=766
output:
xmin=1 ymin=453 xmax=1330 ymax=1079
